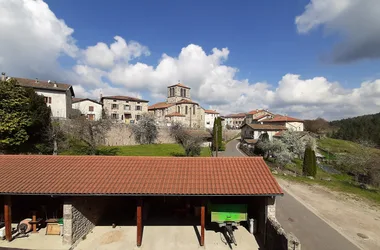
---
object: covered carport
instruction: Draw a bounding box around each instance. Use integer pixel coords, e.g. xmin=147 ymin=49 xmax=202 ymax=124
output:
xmin=0 ymin=155 xmax=283 ymax=249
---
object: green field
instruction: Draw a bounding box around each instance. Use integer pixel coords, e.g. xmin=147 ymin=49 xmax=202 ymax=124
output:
xmin=318 ymin=137 xmax=380 ymax=157
xmin=63 ymin=143 xmax=212 ymax=157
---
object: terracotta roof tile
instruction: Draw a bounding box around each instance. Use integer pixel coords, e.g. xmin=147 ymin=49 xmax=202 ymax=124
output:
xmin=101 ymin=95 xmax=148 ymax=102
xmin=175 ymin=99 xmax=198 ymax=105
xmin=13 ymin=77 xmax=74 ymax=96
xmin=168 ymin=83 xmax=191 ymax=89
xmin=72 ymin=97 xmax=102 ymax=105
xmin=204 ymin=109 xmax=219 ymax=114
xmin=262 ymin=115 xmax=303 ymax=123
xmin=148 ymin=102 xmax=174 ymax=110
xmin=244 ymin=124 xmax=287 ymax=130
xmin=0 ymin=156 xmax=283 ymax=196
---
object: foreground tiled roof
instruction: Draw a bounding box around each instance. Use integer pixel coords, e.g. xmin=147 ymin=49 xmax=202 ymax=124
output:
xmin=0 ymin=156 xmax=283 ymax=196
xmin=148 ymin=102 xmax=174 ymax=110
xmin=72 ymin=98 xmax=102 ymax=105
xmin=244 ymin=124 xmax=287 ymax=131
xmin=168 ymin=83 xmax=191 ymax=89
xmin=204 ymin=109 xmax=219 ymax=114
xmin=13 ymin=77 xmax=74 ymax=96
xmin=165 ymin=112 xmax=185 ymax=117
xmin=101 ymin=95 xmax=149 ymax=102
xmin=262 ymin=115 xmax=303 ymax=123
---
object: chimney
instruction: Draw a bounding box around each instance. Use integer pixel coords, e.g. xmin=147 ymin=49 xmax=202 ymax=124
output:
xmin=1 ymin=72 xmax=5 ymax=81
xmin=35 ymin=78 xmax=39 ymax=83
xmin=100 ymin=93 xmax=103 ymax=100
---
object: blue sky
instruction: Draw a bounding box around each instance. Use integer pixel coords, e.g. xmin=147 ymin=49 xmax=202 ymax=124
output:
xmin=46 ymin=0 xmax=378 ymax=87
xmin=1 ymin=0 xmax=380 ymax=119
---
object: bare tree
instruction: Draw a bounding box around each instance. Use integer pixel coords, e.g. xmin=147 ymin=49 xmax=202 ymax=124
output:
xmin=170 ymin=122 xmax=202 ymax=157
xmin=131 ymin=113 xmax=158 ymax=144
xmin=70 ymin=114 xmax=111 ymax=155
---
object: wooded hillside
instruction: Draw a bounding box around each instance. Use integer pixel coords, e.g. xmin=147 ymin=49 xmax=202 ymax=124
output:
xmin=330 ymin=113 xmax=380 ymax=146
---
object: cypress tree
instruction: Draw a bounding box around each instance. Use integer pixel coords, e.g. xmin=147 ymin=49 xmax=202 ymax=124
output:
xmin=303 ymin=146 xmax=311 ymax=176
xmin=217 ymin=117 xmax=224 ymax=151
xmin=310 ymin=149 xmax=317 ymax=177
xmin=212 ymin=117 xmax=218 ymax=151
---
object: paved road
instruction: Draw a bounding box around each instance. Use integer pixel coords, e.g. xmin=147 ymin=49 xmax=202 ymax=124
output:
xmin=221 ymin=139 xmax=360 ymax=250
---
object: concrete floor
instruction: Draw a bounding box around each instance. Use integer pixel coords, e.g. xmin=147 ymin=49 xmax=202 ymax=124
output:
xmin=74 ymin=225 xmax=259 ymax=250
xmin=0 ymin=224 xmax=69 ymax=250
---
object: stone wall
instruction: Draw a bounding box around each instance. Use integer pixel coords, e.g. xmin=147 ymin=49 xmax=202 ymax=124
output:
xmin=105 ymin=124 xmax=175 ymax=146
xmin=265 ymin=217 xmax=301 ymax=250
xmin=63 ymin=197 xmax=106 ymax=245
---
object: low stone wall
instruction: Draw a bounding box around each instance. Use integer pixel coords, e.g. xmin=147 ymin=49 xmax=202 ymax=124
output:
xmin=265 ymin=217 xmax=301 ymax=250
xmin=63 ymin=197 xmax=106 ymax=245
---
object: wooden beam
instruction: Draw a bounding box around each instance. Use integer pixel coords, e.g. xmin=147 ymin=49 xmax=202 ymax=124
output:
xmin=4 ymin=195 xmax=12 ymax=241
xmin=200 ymin=203 xmax=205 ymax=246
xmin=136 ymin=199 xmax=143 ymax=247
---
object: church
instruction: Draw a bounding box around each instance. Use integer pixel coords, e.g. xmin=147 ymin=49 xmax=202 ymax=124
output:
xmin=148 ymin=83 xmax=205 ymax=128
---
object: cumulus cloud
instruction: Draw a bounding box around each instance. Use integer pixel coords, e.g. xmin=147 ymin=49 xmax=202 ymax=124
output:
xmin=0 ymin=0 xmax=77 ymax=78
xmin=82 ymin=36 xmax=150 ymax=69
xmin=296 ymin=0 xmax=380 ymax=63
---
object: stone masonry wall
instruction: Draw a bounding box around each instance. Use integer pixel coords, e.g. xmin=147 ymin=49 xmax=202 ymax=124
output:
xmin=265 ymin=197 xmax=301 ymax=250
xmin=63 ymin=197 xmax=106 ymax=246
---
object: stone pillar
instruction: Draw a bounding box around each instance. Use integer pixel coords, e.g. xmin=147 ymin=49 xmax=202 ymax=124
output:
xmin=267 ymin=196 xmax=276 ymax=220
xmin=63 ymin=202 xmax=73 ymax=245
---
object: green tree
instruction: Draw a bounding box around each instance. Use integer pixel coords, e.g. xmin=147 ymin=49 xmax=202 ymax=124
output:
xmin=0 ymin=79 xmax=32 ymax=151
xmin=303 ymin=146 xmax=317 ymax=177
xmin=212 ymin=117 xmax=224 ymax=151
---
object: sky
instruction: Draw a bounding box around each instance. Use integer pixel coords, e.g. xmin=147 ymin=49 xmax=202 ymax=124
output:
xmin=1 ymin=0 xmax=380 ymax=120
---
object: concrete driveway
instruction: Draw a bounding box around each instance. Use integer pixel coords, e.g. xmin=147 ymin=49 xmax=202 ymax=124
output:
xmin=221 ymin=139 xmax=360 ymax=250
xmin=74 ymin=225 xmax=259 ymax=250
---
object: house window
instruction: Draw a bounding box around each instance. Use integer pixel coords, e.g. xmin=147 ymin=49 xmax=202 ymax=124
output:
xmin=44 ymin=97 xmax=52 ymax=104
xmin=137 ymin=102 xmax=140 ymax=104
xmin=170 ymin=88 xmax=174 ymax=97
xmin=183 ymin=89 xmax=186 ymax=97
xmin=136 ymin=115 xmax=141 ymax=121
xmin=206 ymin=122 xmax=210 ymax=125
xmin=185 ymin=106 xmax=188 ymax=114
xmin=89 ymin=106 xmax=94 ymax=111
xmin=112 ymin=104 xmax=118 ymax=109
xmin=87 ymin=114 xmax=95 ymax=121
xmin=193 ymin=105 xmax=195 ymax=115
xmin=177 ymin=106 xmax=181 ymax=113
xmin=111 ymin=113 xmax=119 ymax=119
xmin=124 ymin=105 xmax=130 ymax=110
xmin=136 ymin=105 xmax=141 ymax=111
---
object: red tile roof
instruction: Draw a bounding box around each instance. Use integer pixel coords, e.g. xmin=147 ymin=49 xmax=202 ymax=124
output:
xmin=175 ymin=99 xmax=198 ymax=105
xmin=244 ymin=124 xmax=287 ymax=131
xmin=101 ymin=95 xmax=148 ymax=102
xmin=262 ymin=115 xmax=303 ymax=123
xmin=148 ymin=102 xmax=174 ymax=110
xmin=204 ymin=109 xmax=219 ymax=114
xmin=13 ymin=77 xmax=74 ymax=96
xmin=72 ymin=98 xmax=102 ymax=105
xmin=247 ymin=109 xmax=265 ymax=115
xmin=168 ymin=83 xmax=191 ymax=89
xmin=0 ymin=156 xmax=283 ymax=196
xmin=165 ymin=112 xmax=185 ymax=117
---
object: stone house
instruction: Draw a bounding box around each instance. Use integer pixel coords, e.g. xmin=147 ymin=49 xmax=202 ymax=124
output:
xmin=72 ymin=98 xmax=103 ymax=121
xmin=101 ymin=96 xmax=149 ymax=124
xmin=261 ymin=115 xmax=304 ymax=131
xmin=5 ymin=75 xmax=75 ymax=119
xmin=149 ymin=83 xmax=205 ymax=128
xmin=245 ymin=109 xmax=274 ymax=124
xmin=241 ymin=123 xmax=288 ymax=142
xmin=224 ymin=113 xmax=246 ymax=129
xmin=204 ymin=109 xmax=220 ymax=129
xmin=0 ymin=155 xmax=298 ymax=250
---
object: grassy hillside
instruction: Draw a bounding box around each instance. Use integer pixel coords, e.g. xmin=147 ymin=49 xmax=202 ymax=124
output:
xmin=318 ymin=137 xmax=380 ymax=156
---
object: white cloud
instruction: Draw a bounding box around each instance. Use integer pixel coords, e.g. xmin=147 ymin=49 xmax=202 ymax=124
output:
xmin=0 ymin=0 xmax=77 ymax=78
xmin=82 ymin=36 xmax=150 ymax=69
xmin=296 ymin=0 xmax=380 ymax=63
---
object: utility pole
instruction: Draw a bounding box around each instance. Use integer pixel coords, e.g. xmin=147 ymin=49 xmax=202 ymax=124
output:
xmin=190 ymin=106 xmax=192 ymax=128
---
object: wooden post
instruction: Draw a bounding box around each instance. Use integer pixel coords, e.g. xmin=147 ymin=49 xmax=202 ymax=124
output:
xmin=136 ymin=199 xmax=143 ymax=247
xmin=4 ymin=195 xmax=12 ymax=241
xmin=200 ymin=203 xmax=205 ymax=246
xmin=32 ymin=211 xmax=37 ymax=233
